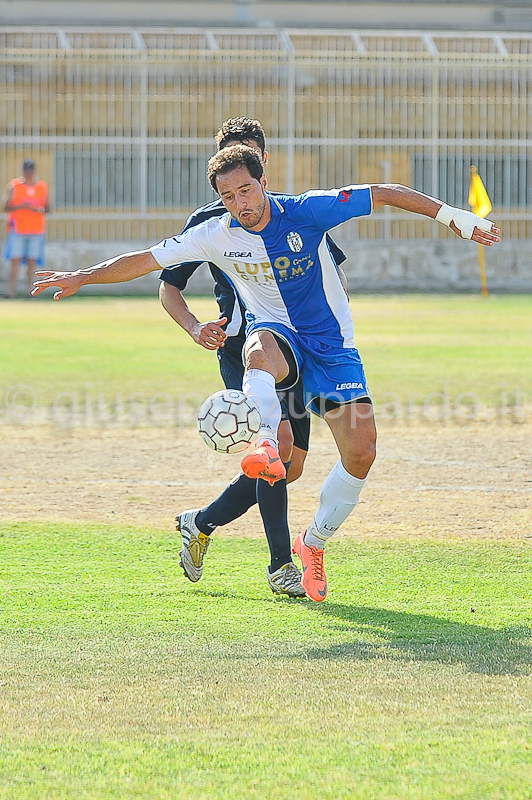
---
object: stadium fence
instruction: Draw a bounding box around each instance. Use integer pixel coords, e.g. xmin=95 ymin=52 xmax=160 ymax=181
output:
xmin=1 ymin=27 xmax=531 ymax=245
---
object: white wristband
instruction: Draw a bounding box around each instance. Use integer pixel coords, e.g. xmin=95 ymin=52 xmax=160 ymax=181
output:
xmin=435 ymin=204 xmax=493 ymax=240
xmin=435 ymin=203 xmax=454 ymax=227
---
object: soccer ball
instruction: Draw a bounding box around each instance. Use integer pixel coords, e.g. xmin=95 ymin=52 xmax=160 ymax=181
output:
xmin=197 ymin=389 xmax=261 ymax=454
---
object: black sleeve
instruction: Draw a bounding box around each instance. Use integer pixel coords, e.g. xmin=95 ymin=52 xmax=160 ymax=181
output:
xmin=325 ymin=234 xmax=347 ymax=266
xmin=160 ymin=262 xmax=203 ymax=290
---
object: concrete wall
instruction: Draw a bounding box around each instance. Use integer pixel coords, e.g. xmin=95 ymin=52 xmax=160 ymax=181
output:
xmin=3 ymin=239 xmax=530 ymax=297
xmin=0 ymin=1 xmax=530 ymax=32
xmin=339 ymin=240 xmax=532 ymax=294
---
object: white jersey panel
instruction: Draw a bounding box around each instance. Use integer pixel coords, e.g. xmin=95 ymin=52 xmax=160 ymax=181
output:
xmin=317 ymin=236 xmax=355 ymax=348
xmin=224 ymin=293 xmax=243 ymax=337
xmin=150 ymin=214 xmax=295 ymax=331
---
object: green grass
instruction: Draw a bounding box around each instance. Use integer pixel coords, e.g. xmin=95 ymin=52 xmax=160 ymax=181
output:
xmin=1 ymin=521 xmax=532 ymax=799
xmin=352 ymin=294 xmax=532 ymax=412
xmin=1 ymin=294 xmax=531 ymax=795
xmin=0 ymin=294 xmax=530 ymax=415
xmin=0 ymin=297 xmax=224 ymax=402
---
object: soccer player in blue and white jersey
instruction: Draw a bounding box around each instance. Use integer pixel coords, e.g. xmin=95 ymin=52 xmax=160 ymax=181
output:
xmin=159 ymin=118 xmax=349 ymax=598
xmin=32 ymin=147 xmax=500 ymax=601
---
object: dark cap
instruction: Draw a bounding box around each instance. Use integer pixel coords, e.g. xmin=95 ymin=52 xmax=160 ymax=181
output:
xmin=23 ymin=159 xmax=36 ymax=170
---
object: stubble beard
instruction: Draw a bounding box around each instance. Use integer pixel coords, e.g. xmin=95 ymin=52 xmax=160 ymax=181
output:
xmin=239 ymin=195 xmax=267 ymax=230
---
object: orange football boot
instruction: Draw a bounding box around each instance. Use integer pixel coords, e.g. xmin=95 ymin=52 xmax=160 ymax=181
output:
xmin=241 ymin=441 xmax=286 ymax=486
xmin=292 ymin=531 xmax=328 ymax=602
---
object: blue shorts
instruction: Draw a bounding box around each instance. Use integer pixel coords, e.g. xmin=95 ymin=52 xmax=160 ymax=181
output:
xmin=8 ymin=233 xmax=44 ymax=261
xmin=218 ymin=334 xmax=311 ymax=451
xmin=247 ymin=322 xmax=371 ymax=418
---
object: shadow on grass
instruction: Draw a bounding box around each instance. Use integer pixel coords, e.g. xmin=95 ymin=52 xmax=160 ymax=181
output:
xmin=191 ymin=588 xmax=274 ymax=604
xmin=305 ymin=602 xmax=532 ymax=676
xmin=192 ymin=590 xmax=532 ymax=675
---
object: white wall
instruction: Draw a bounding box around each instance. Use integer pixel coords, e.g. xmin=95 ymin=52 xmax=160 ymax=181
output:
xmin=3 ymin=240 xmax=529 ymax=297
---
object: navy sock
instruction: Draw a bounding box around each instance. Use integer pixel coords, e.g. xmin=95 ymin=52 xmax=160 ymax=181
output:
xmin=258 ymin=461 xmax=293 ymax=573
xmin=195 ymin=462 xmax=293 ymax=574
xmin=195 ymin=472 xmax=257 ymax=534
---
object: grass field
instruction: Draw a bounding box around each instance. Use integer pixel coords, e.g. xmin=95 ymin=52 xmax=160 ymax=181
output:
xmin=1 ymin=295 xmax=531 ymax=798
xmin=0 ymin=294 xmax=530 ymax=416
xmin=1 ymin=523 xmax=532 ymax=799
xmin=1 ymin=522 xmax=532 ymax=800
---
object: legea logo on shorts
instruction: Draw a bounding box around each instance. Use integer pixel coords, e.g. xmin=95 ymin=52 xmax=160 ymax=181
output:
xmin=287 ymin=231 xmax=303 ymax=253
xmin=336 ymin=382 xmax=364 ymax=390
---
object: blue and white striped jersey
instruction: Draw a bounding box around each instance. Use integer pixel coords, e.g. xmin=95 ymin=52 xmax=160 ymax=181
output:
xmin=159 ymin=196 xmax=347 ymax=342
xmin=151 ymin=185 xmax=372 ymax=349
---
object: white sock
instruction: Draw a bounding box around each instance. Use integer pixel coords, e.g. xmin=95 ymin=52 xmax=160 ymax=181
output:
xmin=304 ymin=459 xmax=367 ymax=548
xmin=242 ymin=369 xmax=281 ymax=445
xmin=257 ymin=438 xmax=277 ymax=448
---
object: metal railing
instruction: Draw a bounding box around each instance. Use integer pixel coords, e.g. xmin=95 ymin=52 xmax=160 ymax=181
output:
xmin=1 ymin=27 xmax=531 ymax=242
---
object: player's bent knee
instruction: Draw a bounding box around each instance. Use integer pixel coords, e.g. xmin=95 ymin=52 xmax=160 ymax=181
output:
xmin=245 ymin=349 xmax=273 ymax=373
xmin=342 ymin=443 xmax=376 ymax=477
xmin=245 ymin=330 xmax=288 ymax=381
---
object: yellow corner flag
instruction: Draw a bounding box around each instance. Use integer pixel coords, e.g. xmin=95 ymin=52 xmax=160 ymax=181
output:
xmin=469 ymin=166 xmax=492 ymax=297
xmin=469 ymin=166 xmax=492 ymax=218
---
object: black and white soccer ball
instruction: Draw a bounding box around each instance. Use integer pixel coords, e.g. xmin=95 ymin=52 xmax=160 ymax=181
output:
xmin=197 ymin=389 xmax=261 ymax=454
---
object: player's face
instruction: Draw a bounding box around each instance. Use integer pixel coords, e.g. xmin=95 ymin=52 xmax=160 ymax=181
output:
xmin=216 ymin=166 xmax=271 ymax=231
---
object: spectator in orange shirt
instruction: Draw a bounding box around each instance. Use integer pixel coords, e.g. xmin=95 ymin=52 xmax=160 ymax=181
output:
xmin=4 ymin=159 xmax=50 ymax=298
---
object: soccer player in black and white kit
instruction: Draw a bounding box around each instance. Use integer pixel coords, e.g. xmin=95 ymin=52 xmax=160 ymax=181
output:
xmin=159 ymin=118 xmax=348 ymax=598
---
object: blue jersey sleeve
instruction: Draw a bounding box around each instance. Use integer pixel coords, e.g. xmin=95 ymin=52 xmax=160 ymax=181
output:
xmin=297 ymin=185 xmax=372 ymax=231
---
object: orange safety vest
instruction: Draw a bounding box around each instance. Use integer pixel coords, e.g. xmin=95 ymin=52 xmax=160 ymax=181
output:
xmin=5 ymin=178 xmax=22 ymax=233
xmin=11 ymin=180 xmax=48 ymax=235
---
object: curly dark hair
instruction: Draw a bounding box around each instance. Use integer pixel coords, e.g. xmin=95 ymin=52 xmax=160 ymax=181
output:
xmin=207 ymin=144 xmax=264 ymax=192
xmin=215 ymin=117 xmax=266 ymax=155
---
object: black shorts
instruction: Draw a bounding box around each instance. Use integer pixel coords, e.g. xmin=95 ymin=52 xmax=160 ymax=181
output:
xmin=276 ymin=378 xmax=311 ymax=453
xmin=218 ymin=337 xmax=311 ymax=453
xmin=217 ymin=336 xmax=246 ymax=391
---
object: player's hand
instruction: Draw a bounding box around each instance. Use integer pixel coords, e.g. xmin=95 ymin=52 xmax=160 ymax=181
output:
xmin=192 ymin=317 xmax=228 ymax=350
xmin=450 ymin=221 xmax=501 ymax=245
xmin=31 ymin=270 xmax=85 ymax=300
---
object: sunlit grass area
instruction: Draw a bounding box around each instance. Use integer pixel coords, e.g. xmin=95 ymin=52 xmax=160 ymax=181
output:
xmin=1 ymin=522 xmax=531 ymax=799
xmin=0 ymin=294 xmax=530 ymax=419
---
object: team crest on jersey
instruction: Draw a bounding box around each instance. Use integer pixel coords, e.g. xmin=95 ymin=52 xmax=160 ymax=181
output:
xmin=287 ymin=231 xmax=303 ymax=253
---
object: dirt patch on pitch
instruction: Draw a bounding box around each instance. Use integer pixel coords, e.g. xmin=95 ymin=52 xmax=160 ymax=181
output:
xmin=1 ymin=419 xmax=531 ymax=541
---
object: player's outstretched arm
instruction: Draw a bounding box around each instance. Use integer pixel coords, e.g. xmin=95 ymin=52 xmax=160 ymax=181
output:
xmin=31 ymin=250 xmax=160 ymax=300
xmin=159 ymin=281 xmax=228 ymax=350
xmin=370 ymin=184 xmax=501 ymax=245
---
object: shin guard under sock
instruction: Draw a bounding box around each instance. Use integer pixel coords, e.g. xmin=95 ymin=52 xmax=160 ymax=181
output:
xmin=258 ymin=461 xmax=292 ymax=572
xmin=195 ymin=472 xmax=257 ymax=534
